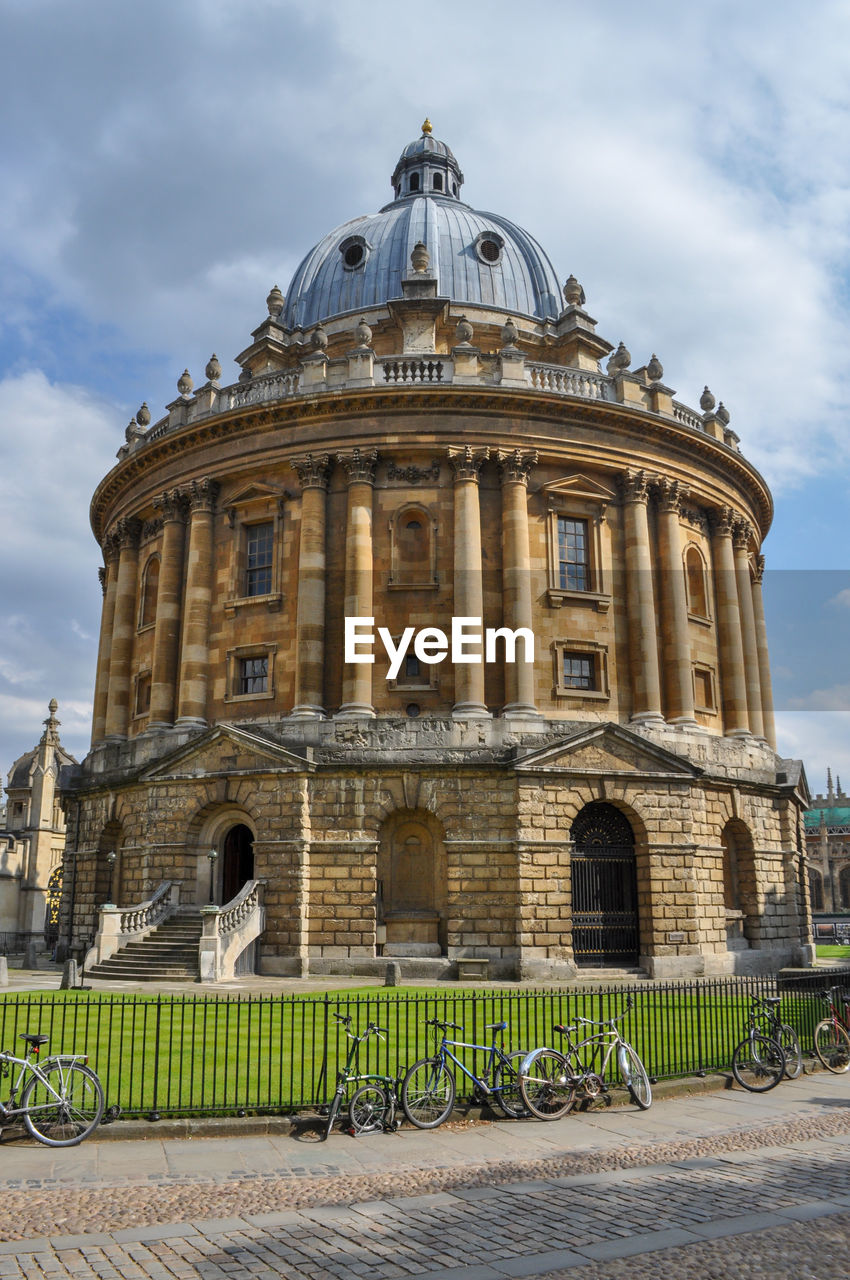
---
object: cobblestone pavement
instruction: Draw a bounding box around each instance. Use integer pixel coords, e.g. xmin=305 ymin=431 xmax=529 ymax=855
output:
xmin=1 ymin=1075 xmax=849 ymax=1278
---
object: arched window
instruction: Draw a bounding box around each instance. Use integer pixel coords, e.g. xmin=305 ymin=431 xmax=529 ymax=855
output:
xmin=409 ymin=173 xmax=420 ymax=192
xmin=839 ymin=866 xmax=850 ymax=909
xmin=685 ymin=545 xmax=708 ymax=618
xmin=432 ymin=173 xmax=443 ymax=192
xmin=389 ymin=505 xmax=436 ymax=587
xmin=809 ymin=867 xmax=824 ymax=912
xmin=722 ymin=820 xmax=757 ymax=945
xmin=139 ymin=555 xmax=160 ymax=629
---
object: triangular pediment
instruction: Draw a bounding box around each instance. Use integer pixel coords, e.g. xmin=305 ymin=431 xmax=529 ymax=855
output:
xmin=138 ymin=724 xmax=312 ymax=782
xmin=514 ymin=722 xmax=702 ymax=778
xmin=543 ymin=473 xmax=617 ymax=504
xmin=225 ymin=482 xmax=285 ymax=509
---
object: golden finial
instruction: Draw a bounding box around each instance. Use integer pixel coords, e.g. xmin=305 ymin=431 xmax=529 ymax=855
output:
xmin=421 ymin=117 xmax=433 ymax=135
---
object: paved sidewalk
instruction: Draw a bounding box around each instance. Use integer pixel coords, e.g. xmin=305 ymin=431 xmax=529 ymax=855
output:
xmin=0 ymin=1070 xmax=848 ymax=1277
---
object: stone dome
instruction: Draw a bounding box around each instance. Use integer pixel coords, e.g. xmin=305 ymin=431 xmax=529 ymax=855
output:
xmin=281 ymin=126 xmax=563 ymax=330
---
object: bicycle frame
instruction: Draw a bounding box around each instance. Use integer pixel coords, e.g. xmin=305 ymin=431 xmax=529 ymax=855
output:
xmin=0 ymin=1050 xmax=89 ymax=1122
xmin=429 ymin=1025 xmax=515 ymax=1095
xmin=822 ymin=986 xmax=850 ymax=1032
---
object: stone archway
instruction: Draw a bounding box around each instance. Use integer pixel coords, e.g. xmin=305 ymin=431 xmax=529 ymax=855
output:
xmin=378 ymin=810 xmax=447 ymax=956
xmin=570 ymin=802 xmax=638 ymax=966
xmin=220 ymin=823 xmax=255 ymax=905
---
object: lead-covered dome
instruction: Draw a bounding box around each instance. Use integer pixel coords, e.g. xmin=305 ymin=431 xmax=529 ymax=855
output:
xmin=281 ymin=124 xmax=563 ymax=330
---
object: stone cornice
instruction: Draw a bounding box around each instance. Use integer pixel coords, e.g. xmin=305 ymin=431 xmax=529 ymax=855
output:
xmin=90 ymin=385 xmax=773 ymax=542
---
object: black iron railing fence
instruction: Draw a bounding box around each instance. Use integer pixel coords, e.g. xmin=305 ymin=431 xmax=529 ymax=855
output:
xmin=0 ymin=967 xmax=845 ymax=1122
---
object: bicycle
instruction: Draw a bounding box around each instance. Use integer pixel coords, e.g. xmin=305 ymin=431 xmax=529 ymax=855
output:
xmin=813 ymin=986 xmax=850 ymax=1074
xmin=0 ymin=1033 xmax=105 ymax=1147
xmin=747 ymin=994 xmax=803 ymax=1079
xmin=400 ymin=1018 xmax=529 ymax=1129
xmin=518 ymin=999 xmax=651 ymax=1120
xmin=731 ymin=1001 xmax=786 ymax=1091
xmin=321 ymin=1014 xmax=401 ymax=1140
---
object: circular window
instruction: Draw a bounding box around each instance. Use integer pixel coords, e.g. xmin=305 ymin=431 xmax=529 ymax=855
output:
xmin=406 ymin=703 xmax=421 ymax=718
xmin=340 ymin=236 xmax=370 ymax=272
xmin=475 ymin=232 xmax=504 ymax=266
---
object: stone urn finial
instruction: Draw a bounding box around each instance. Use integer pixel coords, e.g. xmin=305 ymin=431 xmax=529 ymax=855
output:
xmin=607 ymin=341 xmax=631 ymax=375
xmin=699 ymin=386 xmax=716 ymax=413
xmin=48 ymin=698 xmax=58 ymax=716
xmin=312 ymin=323 xmax=328 ymax=351
xmin=563 ymin=274 xmax=584 ymax=307
xmin=177 ymin=368 xmax=194 ymax=396
xmin=501 ymin=317 xmax=519 ymax=348
xmin=421 ymin=118 xmax=433 ymax=136
xmin=410 ymin=241 xmax=430 ymax=274
xmin=136 ymin=402 xmax=151 ymax=428
xmin=646 ymin=353 xmax=664 ymax=383
xmin=205 ymin=353 xmax=222 ymax=383
xmin=266 ymin=284 xmax=284 ymax=317
xmin=455 ymin=315 xmax=473 ymax=346
xmin=355 ymin=317 xmax=373 ymax=348
xmin=716 ymin=401 xmax=730 ymax=425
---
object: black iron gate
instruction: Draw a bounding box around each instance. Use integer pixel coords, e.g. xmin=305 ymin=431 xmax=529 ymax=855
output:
xmin=571 ymin=803 xmax=638 ymax=966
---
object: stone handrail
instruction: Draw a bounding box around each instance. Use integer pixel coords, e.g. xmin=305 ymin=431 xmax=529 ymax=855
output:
xmin=199 ymin=879 xmax=266 ymax=982
xmin=526 ymin=362 xmax=612 ymax=401
xmin=84 ymin=880 xmax=181 ymax=970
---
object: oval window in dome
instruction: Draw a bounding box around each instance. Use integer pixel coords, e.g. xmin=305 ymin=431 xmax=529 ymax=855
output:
xmin=474 ymin=232 xmax=504 ymax=266
xmin=340 ymin=235 xmax=370 ymax=272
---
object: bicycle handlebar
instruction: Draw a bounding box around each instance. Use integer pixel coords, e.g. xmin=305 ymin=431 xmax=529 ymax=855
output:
xmin=425 ymin=1018 xmax=462 ymax=1031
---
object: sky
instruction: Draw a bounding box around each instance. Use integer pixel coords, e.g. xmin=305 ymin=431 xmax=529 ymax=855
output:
xmin=0 ymin=0 xmax=848 ymax=793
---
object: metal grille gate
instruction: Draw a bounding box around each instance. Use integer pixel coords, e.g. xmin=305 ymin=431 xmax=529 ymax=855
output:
xmin=571 ymin=803 xmax=638 ymax=966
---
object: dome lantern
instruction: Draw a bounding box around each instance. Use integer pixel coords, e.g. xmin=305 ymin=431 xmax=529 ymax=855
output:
xmin=390 ymin=120 xmax=465 ymax=202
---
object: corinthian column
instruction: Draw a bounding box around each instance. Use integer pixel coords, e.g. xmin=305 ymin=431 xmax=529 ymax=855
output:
xmin=148 ymin=489 xmax=188 ymax=728
xmin=337 ymin=448 xmax=378 ymax=717
xmin=733 ymin=520 xmax=764 ymax=740
xmin=497 ymin=448 xmax=538 ymax=717
xmin=655 ymin=478 xmax=696 ymax=726
xmin=91 ymin=535 xmax=120 ymax=745
xmin=710 ymin=506 xmax=750 ymax=737
xmin=290 ymin=453 xmax=332 ymax=718
xmin=447 ymin=445 xmax=490 ymax=718
xmin=103 ymin=518 xmax=142 ymax=740
xmin=752 ymin=554 xmax=777 ymax=749
xmin=176 ymin=478 xmax=219 ymax=728
xmin=621 ymin=471 xmax=663 ymax=724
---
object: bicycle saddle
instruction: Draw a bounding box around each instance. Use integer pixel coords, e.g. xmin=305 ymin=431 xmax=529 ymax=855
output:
xmin=761 ymin=997 xmax=781 ymax=1006
xmin=484 ymin=1021 xmax=507 ymax=1032
xmin=19 ymin=1033 xmax=49 ymax=1049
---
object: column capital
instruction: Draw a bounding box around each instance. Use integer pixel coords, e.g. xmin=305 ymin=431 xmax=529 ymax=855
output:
xmin=337 ymin=447 xmax=378 ymax=485
xmin=732 ymin=518 xmax=755 ymax=552
xmin=496 ymin=448 xmax=537 ymax=485
xmin=113 ymin=516 xmax=142 ymax=550
xmin=754 ymin=553 xmax=766 ymax=584
xmin=619 ymin=468 xmax=653 ymax=505
xmin=102 ymin=531 xmax=121 ymax=564
xmin=153 ymin=488 xmax=189 ymax=523
xmin=290 ymin=452 xmax=333 ymax=490
xmin=186 ymin=477 xmax=219 ymax=513
xmin=653 ymin=476 xmax=688 ymax=514
xmin=447 ymin=444 xmax=489 ymax=482
xmin=709 ymin=504 xmax=736 ymax=538
xmin=98 ymin=565 xmax=107 ymax=596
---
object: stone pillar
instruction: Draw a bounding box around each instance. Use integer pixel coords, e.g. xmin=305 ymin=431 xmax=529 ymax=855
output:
xmin=176 ymin=478 xmax=219 ymax=728
xmin=91 ymin=536 xmax=120 ymax=744
xmin=733 ymin=520 xmax=765 ymax=741
xmin=337 ymin=448 xmax=378 ymax=717
xmin=621 ymin=471 xmax=663 ymax=724
xmin=710 ymin=506 xmax=750 ymax=737
xmin=290 ymin=454 xmax=332 ymax=718
xmin=447 ymin=445 xmax=490 ymax=718
xmin=148 ymin=489 xmax=188 ymax=728
xmin=497 ymin=448 xmax=538 ymax=717
xmin=654 ymin=479 xmax=696 ymax=726
xmin=103 ymin=517 xmax=142 ymax=741
xmin=752 ymin=554 xmax=777 ymax=749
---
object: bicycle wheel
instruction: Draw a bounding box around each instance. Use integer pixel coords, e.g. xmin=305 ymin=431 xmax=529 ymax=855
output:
xmin=348 ymin=1083 xmax=391 ymax=1134
xmin=21 ymin=1062 xmax=104 ymax=1147
xmin=518 ymin=1049 xmax=575 ymax=1120
xmin=493 ymin=1050 xmax=530 ymax=1119
xmin=616 ymin=1042 xmax=652 ymax=1110
xmin=814 ymin=1019 xmax=850 ymax=1074
xmin=777 ymin=1024 xmax=803 ymax=1080
xmin=401 ymin=1058 xmax=456 ymax=1129
xmin=731 ymin=1034 xmax=785 ymax=1092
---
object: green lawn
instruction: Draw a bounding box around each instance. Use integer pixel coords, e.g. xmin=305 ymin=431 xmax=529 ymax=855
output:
xmin=816 ymin=944 xmax=850 ymax=960
xmin=0 ymin=982 xmax=825 ymax=1120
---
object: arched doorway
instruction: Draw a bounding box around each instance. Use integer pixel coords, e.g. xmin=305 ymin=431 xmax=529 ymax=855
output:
xmin=378 ymin=811 xmax=447 ymax=955
xmin=220 ymin=823 xmax=254 ymax=904
xmin=570 ymin=803 xmax=638 ymax=966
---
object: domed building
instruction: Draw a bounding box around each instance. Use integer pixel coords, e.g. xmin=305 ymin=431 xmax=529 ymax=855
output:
xmin=61 ymin=123 xmax=813 ymax=980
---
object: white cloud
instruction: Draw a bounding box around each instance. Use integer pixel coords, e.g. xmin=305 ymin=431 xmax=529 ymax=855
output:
xmin=775 ymin=711 xmax=850 ymax=791
xmin=828 ymin=589 xmax=850 ymax=609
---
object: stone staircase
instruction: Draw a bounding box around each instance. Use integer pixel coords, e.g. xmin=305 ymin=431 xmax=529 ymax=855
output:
xmin=85 ymin=912 xmax=203 ymax=982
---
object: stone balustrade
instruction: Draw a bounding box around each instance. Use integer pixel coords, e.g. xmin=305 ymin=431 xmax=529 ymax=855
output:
xmin=199 ymin=879 xmax=266 ymax=982
xmin=84 ymin=880 xmax=181 ymax=970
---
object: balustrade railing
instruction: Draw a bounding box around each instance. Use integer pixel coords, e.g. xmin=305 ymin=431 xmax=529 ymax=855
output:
xmin=199 ymin=879 xmax=266 ymax=982
xmin=85 ymin=881 xmax=181 ymax=970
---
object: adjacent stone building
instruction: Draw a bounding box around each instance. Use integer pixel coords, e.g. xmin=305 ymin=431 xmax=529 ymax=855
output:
xmin=60 ymin=123 xmax=812 ymax=979
xmin=806 ymin=770 xmax=850 ymax=915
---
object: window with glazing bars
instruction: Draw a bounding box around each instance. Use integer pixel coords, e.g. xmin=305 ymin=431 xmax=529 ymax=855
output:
xmin=239 ymin=656 xmax=268 ymax=695
xmin=245 ymin=523 xmax=273 ymax=597
xmin=557 ymin=517 xmax=589 ymax=591
xmin=563 ymin=652 xmax=595 ymax=690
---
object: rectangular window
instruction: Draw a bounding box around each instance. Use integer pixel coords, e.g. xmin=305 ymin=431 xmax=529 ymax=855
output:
xmin=245 ymin=523 xmax=274 ymax=597
xmin=694 ymin=666 xmax=715 ymax=712
xmin=135 ymin=673 xmax=152 ymax=715
xmin=562 ymin=652 xmax=595 ymax=690
xmin=239 ymin=656 xmax=268 ymax=695
xmin=557 ymin=517 xmax=589 ymax=591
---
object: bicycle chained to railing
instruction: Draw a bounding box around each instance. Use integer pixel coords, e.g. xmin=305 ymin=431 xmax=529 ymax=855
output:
xmin=0 ymin=1033 xmax=106 ymax=1147
xmin=745 ymin=994 xmax=803 ymax=1080
xmin=400 ymin=1018 xmax=529 ymax=1129
xmin=813 ymin=985 xmax=850 ymax=1074
xmin=730 ymin=997 xmax=789 ymax=1091
xmin=321 ymin=1013 xmax=403 ymax=1139
xmin=518 ymin=997 xmax=651 ymax=1120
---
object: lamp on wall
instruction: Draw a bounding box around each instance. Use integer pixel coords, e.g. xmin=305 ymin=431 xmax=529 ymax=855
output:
xmin=207 ymin=848 xmax=218 ymax=904
xmin=106 ymin=850 xmax=117 ymax=906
